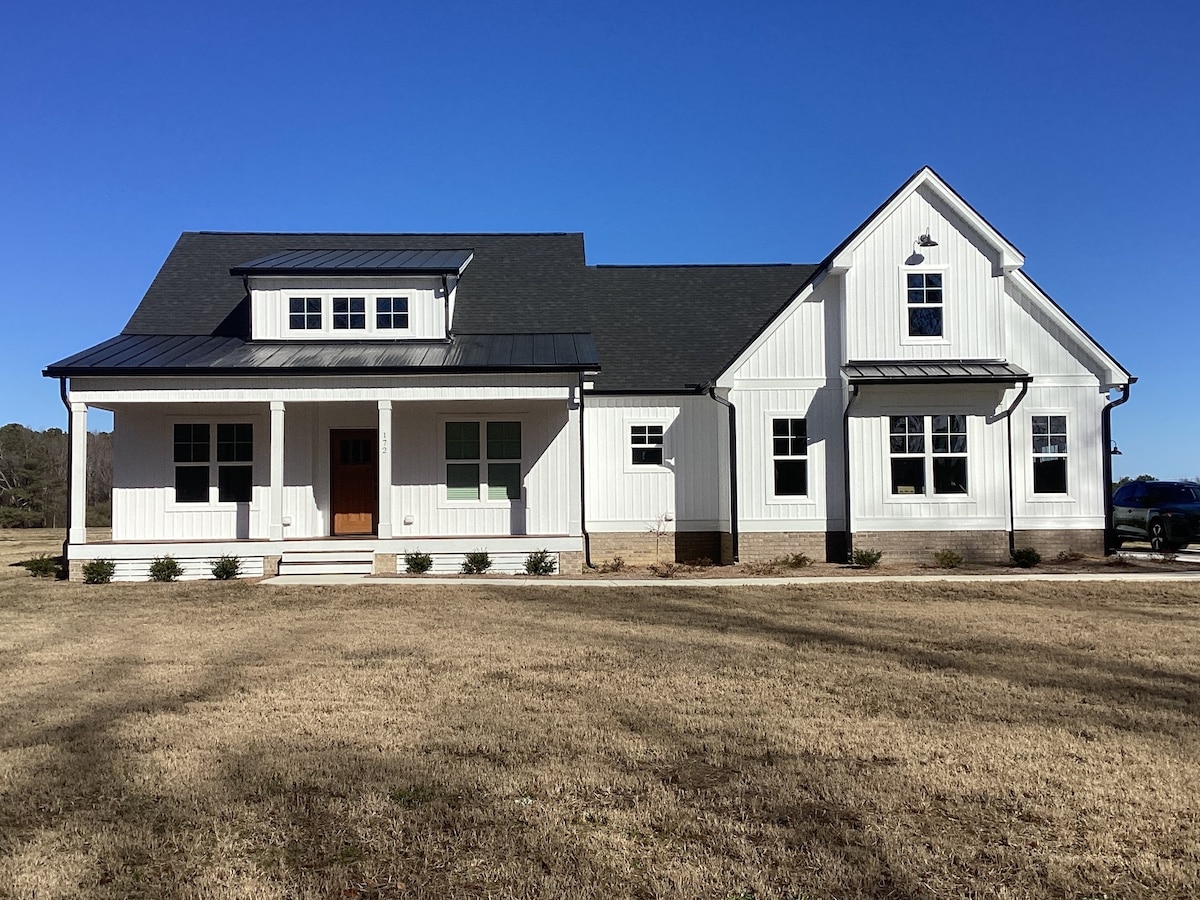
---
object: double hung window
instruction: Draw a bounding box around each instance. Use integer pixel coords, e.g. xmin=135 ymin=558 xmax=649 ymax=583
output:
xmin=630 ymin=425 xmax=664 ymax=466
xmin=174 ymin=423 xmax=253 ymax=503
xmin=1031 ymin=415 xmax=1068 ymax=493
xmin=445 ymin=421 xmax=522 ymax=501
xmin=906 ymin=272 xmax=943 ymax=337
xmin=771 ymin=418 xmax=808 ymax=496
xmin=889 ymin=415 xmax=968 ymax=495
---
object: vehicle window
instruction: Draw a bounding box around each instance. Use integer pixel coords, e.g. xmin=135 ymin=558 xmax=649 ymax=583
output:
xmin=1113 ymin=485 xmax=1135 ymax=505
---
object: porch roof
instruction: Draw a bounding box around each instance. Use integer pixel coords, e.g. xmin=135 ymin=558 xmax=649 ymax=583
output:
xmin=45 ymin=332 xmax=599 ymax=377
xmin=843 ymin=359 xmax=1030 ymax=385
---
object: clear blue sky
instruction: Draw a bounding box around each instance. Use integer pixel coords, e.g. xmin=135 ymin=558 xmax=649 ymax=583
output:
xmin=3 ymin=0 xmax=1197 ymax=479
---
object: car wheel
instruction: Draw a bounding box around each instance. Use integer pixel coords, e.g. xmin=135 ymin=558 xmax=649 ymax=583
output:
xmin=1149 ymin=519 xmax=1168 ymax=551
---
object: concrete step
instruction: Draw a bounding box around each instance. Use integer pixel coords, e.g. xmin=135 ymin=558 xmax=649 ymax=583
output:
xmin=280 ymin=549 xmax=374 ymax=576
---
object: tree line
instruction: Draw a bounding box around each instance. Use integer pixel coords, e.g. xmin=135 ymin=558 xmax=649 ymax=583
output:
xmin=0 ymin=424 xmax=112 ymax=527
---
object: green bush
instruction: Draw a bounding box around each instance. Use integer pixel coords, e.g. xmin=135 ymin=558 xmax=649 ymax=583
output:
xmin=83 ymin=559 xmax=116 ymax=584
xmin=1011 ymin=547 xmax=1041 ymax=568
xmin=149 ymin=555 xmax=183 ymax=582
xmin=210 ymin=555 xmax=242 ymax=580
xmin=851 ymin=547 xmax=883 ymax=569
xmin=461 ymin=550 xmax=492 ymax=575
xmin=21 ymin=553 xmax=61 ymax=579
xmin=933 ymin=548 xmax=964 ymax=569
xmin=404 ymin=551 xmax=433 ymax=574
xmin=523 ymin=549 xmax=557 ymax=576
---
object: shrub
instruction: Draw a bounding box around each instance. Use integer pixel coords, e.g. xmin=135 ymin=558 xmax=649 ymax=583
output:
xmin=461 ymin=550 xmax=492 ymax=575
xmin=148 ymin=555 xmax=183 ymax=582
xmin=83 ymin=559 xmax=116 ymax=584
xmin=1011 ymin=547 xmax=1041 ymax=568
xmin=933 ymin=548 xmax=963 ymax=569
xmin=1055 ymin=548 xmax=1085 ymax=563
xmin=404 ymin=551 xmax=433 ymax=574
xmin=210 ymin=554 xmax=242 ymax=580
xmin=742 ymin=560 xmax=781 ymax=576
xmin=781 ymin=552 xmax=812 ymax=569
xmin=597 ymin=556 xmax=626 ymax=574
xmin=523 ymin=549 xmax=557 ymax=576
xmin=1106 ymin=552 xmax=1134 ymax=568
xmin=851 ymin=547 xmax=883 ymax=569
xmin=21 ymin=553 xmax=61 ymax=579
xmin=649 ymin=561 xmax=682 ymax=578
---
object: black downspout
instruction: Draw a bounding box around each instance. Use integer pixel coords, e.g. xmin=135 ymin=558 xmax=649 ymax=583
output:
xmin=1101 ymin=382 xmax=1134 ymax=554
xmin=577 ymin=373 xmax=593 ymax=568
xmin=707 ymin=388 xmax=738 ymax=563
xmin=59 ymin=377 xmax=72 ymax=564
xmin=1000 ymin=380 xmax=1031 ymax=558
xmin=842 ymin=385 xmax=859 ymax=563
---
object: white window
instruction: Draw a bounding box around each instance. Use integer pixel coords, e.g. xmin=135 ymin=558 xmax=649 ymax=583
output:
xmin=332 ymin=297 xmax=366 ymax=330
xmin=376 ymin=296 xmax=409 ymax=330
xmin=889 ymin=415 xmax=967 ymax=495
xmin=1032 ymin=415 xmax=1068 ymax=494
xmin=630 ymin=424 xmax=664 ymax=465
xmin=445 ymin=421 xmax=522 ymax=502
xmin=288 ymin=297 xmax=322 ymax=330
xmin=906 ymin=272 xmax=943 ymax=337
xmin=173 ymin=423 xmax=253 ymax=503
xmin=772 ymin=417 xmax=808 ymax=496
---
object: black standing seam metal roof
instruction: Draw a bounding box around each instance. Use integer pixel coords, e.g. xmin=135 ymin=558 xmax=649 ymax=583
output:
xmin=843 ymin=360 xmax=1031 ymax=384
xmin=44 ymin=333 xmax=599 ymax=376
xmin=230 ymin=247 xmax=475 ymax=275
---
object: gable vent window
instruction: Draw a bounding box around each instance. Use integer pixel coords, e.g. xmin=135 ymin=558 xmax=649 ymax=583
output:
xmin=376 ymin=297 xmax=410 ymax=330
xmin=631 ymin=424 xmax=665 ymax=466
xmin=1032 ymin=415 xmax=1068 ymax=493
xmin=289 ymin=297 xmax=322 ymax=330
xmin=906 ymin=273 xmax=943 ymax=337
xmin=772 ymin=417 xmax=808 ymax=496
xmin=332 ymin=297 xmax=366 ymax=330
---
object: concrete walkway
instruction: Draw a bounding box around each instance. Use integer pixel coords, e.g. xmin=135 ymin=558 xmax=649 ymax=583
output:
xmin=264 ymin=571 xmax=1200 ymax=587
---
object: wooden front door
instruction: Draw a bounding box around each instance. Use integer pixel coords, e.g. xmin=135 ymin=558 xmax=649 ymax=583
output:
xmin=331 ymin=430 xmax=377 ymax=535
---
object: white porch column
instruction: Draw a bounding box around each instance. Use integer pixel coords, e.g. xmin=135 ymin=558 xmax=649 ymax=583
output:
xmin=377 ymin=400 xmax=393 ymax=539
xmin=68 ymin=401 xmax=88 ymax=545
xmin=269 ymin=401 xmax=285 ymax=541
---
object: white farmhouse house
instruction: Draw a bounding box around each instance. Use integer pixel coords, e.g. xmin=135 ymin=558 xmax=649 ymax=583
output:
xmin=46 ymin=168 xmax=1132 ymax=579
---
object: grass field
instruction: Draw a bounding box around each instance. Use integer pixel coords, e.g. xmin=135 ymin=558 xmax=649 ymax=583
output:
xmin=1 ymin=555 xmax=1198 ymax=898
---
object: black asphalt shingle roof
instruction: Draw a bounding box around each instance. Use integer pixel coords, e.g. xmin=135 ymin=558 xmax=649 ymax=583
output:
xmin=52 ymin=230 xmax=820 ymax=391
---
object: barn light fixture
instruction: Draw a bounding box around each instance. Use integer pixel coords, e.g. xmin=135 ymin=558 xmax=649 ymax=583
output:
xmin=1110 ymin=441 xmax=1123 ymax=456
xmin=916 ymin=232 xmax=938 ymax=248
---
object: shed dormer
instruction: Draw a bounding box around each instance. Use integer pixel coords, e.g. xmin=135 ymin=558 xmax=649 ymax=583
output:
xmin=231 ymin=248 xmax=474 ymax=341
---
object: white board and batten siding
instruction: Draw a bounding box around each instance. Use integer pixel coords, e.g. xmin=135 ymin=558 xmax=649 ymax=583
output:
xmin=249 ymin=276 xmax=449 ymax=340
xmin=583 ymin=396 xmax=721 ymax=532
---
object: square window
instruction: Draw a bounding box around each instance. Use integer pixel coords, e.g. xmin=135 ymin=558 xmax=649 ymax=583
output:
xmin=486 ymin=422 xmax=521 ymax=460
xmin=376 ymin=296 xmax=410 ymax=330
xmin=933 ymin=457 xmax=968 ymax=493
xmin=1033 ymin=457 xmax=1068 ymax=494
xmin=891 ymin=458 xmax=925 ymax=494
xmin=333 ymin=297 xmax=366 ymax=329
xmin=217 ymin=423 xmax=253 ymax=462
xmin=446 ymin=463 xmax=480 ymax=500
xmin=218 ymin=465 xmax=253 ymax=502
xmin=289 ymin=297 xmax=321 ymax=330
xmin=487 ymin=463 xmax=521 ymax=501
xmin=774 ymin=459 xmax=808 ymax=496
xmin=174 ymin=424 xmax=210 ymax=463
xmin=446 ymin=422 xmax=480 ymax=460
xmin=175 ymin=465 xmax=209 ymax=503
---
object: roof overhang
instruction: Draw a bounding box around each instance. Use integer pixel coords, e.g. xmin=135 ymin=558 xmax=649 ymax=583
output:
xmin=229 ymin=248 xmax=474 ymax=277
xmin=843 ymin=359 xmax=1031 ymax=385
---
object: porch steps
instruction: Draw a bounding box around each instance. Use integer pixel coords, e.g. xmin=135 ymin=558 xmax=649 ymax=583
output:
xmin=279 ymin=549 xmax=375 ymax=576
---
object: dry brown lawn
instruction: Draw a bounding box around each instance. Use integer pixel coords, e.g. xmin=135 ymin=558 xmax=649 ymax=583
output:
xmin=1 ymin=550 xmax=1198 ymax=898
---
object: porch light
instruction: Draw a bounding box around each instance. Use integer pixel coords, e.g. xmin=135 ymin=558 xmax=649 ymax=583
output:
xmin=916 ymin=232 xmax=938 ymax=248
xmin=1110 ymin=441 xmax=1122 ymax=456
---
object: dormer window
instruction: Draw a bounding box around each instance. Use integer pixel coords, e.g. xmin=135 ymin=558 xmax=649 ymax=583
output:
xmin=289 ymin=297 xmax=322 ymax=330
xmin=332 ymin=297 xmax=366 ymax=330
xmin=906 ymin=272 xmax=943 ymax=337
xmin=376 ymin=297 xmax=409 ymax=330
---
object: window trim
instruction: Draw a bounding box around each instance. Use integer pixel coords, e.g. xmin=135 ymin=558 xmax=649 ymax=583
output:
xmin=767 ymin=414 xmax=813 ymax=502
xmin=898 ymin=266 xmax=950 ymax=345
xmin=437 ymin=415 xmax=526 ymax=508
xmin=625 ymin=420 xmax=669 ymax=473
xmin=282 ymin=291 xmax=415 ymax=336
xmin=166 ymin=416 xmax=261 ymax=510
xmin=887 ymin=413 xmax=971 ymax=499
xmin=1027 ymin=411 xmax=1075 ymax=501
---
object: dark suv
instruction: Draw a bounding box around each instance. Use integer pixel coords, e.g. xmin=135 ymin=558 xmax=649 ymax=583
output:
xmin=1112 ymin=481 xmax=1200 ymax=550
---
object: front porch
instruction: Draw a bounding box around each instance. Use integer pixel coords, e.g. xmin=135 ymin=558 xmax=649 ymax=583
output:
xmin=62 ymin=375 xmax=586 ymax=579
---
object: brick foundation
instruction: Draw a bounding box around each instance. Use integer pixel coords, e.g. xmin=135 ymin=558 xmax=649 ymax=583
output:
xmin=738 ymin=532 xmax=831 ymax=564
xmin=558 ymin=551 xmax=585 ymax=575
xmin=68 ymin=559 xmax=85 ymax=582
xmin=589 ymin=531 xmax=724 ymax=565
xmin=373 ymin=553 xmax=397 ymax=575
xmin=851 ymin=530 xmax=1010 ymax=564
xmin=1014 ymin=529 xmax=1104 ymax=558
xmin=262 ymin=555 xmax=281 ymax=578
